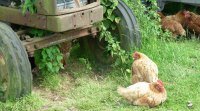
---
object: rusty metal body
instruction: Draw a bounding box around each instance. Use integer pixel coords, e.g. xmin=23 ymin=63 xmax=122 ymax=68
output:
xmin=0 ymin=0 xmax=103 ymax=55
xmin=35 ymin=0 xmax=100 ymax=15
xmin=0 ymin=0 xmax=103 ymax=32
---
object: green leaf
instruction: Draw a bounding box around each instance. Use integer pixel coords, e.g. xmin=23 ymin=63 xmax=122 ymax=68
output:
xmin=111 ymin=23 xmax=117 ymax=30
xmin=107 ymin=9 xmax=113 ymax=16
xmin=56 ymin=55 xmax=63 ymax=62
xmin=46 ymin=62 xmax=53 ymax=69
xmin=104 ymin=1 xmax=112 ymax=7
xmin=126 ymin=69 xmax=131 ymax=73
xmin=112 ymin=44 xmax=117 ymax=49
xmin=103 ymin=19 xmax=112 ymax=30
xmin=111 ymin=0 xmax=118 ymax=8
xmin=39 ymin=63 xmax=45 ymax=69
xmin=108 ymin=14 xmax=116 ymax=22
xmin=103 ymin=6 xmax=107 ymax=14
xmin=41 ymin=50 xmax=47 ymax=60
xmin=52 ymin=62 xmax=58 ymax=66
xmin=100 ymin=31 xmax=105 ymax=40
xmin=115 ymin=17 xmax=121 ymax=24
xmin=55 ymin=67 xmax=60 ymax=73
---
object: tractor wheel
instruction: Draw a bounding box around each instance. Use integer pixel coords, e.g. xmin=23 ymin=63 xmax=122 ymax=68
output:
xmin=0 ymin=22 xmax=32 ymax=101
xmin=80 ymin=0 xmax=141 ymax=65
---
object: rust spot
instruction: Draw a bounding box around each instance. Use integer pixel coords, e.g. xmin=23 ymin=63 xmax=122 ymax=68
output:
xmin=88 ymin=28 xmax=92 ymax=33
xmin=42 ymin=17 xmax=46 ymax=20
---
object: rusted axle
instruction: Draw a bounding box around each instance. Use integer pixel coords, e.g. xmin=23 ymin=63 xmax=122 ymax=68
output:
xmin=23 ymin=26 xmax=98 ymax=57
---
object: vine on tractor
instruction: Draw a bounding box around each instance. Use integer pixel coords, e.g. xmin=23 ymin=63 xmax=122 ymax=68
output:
xmin=22 ymin=0 xmax=131 ymax=75
xmin=99 ymin=0 xmax=130 ymax=66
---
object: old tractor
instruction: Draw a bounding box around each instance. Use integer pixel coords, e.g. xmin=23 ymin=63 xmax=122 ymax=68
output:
xmin=0 ymin=0 xmax=140 ymax=101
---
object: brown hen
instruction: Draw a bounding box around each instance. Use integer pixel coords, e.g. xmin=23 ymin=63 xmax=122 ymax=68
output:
xmin=118 ymin=80 xmax=167 ymax=107
xmin=131 ymin=51 xmax=158 ymax=84
xmin=158 ymin=11 xmax=188 ymax=37
xmin=186 ymin=12 xmax=200 ymax=35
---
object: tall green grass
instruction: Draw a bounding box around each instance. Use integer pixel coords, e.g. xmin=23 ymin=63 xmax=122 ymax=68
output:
xmin=0 ymin=94 xmax=45 ymax=111
xmin=63 ymin=0 xmax=200 ymax=110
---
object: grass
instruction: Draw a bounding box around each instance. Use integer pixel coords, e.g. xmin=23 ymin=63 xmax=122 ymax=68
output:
xmin=0 ymin=93 xmax=45 ymax=111
xmin=1 ymin=0 xmax=200 ymax=110
xmin=64 ymin=39 xmax=200 ymax=111
xmin=1 ymin=38 xmax=200 ymax=111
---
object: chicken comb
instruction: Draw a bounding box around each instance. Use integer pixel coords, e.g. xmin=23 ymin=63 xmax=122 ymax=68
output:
xmin=182 ymin=10 xmax=191 ymax=18
xmin=133 ymin=51 xmax=140 ymax=60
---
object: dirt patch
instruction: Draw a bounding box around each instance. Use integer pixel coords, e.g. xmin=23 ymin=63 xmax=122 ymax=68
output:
xmin=33 ymin=72 xmax=75 ymax=110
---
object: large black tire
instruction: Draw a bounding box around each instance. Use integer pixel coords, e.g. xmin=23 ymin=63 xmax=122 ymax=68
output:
xmin=0 ymin=22 xmax=32 ymax=101
xmin=114 ymin=0 xmax=141 ymax=50
xmin=80 ymin=0 xmax=141 ymax=64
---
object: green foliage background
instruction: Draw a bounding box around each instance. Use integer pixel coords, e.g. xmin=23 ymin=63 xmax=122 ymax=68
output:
xmin=100 ymin=0 xmax=130 ymax=66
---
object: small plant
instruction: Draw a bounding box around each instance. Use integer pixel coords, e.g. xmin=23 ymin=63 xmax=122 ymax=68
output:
xmin=28 ymin=29 xmax=52 ymax=37
xmin=79 ymin=58 xmax=92 ymax=71
xmin=21 ymin=0 xmax=37 ymax=14
xmin=34 ymin=45 xmax=64 ymax=89
xmin=123 ymin=0 xmax=171 ymax=42
xmin=40 ymin=73 xmax=62 ymax=90
xmin=34 ymin=45 xmax=64 ymax=75
xmin=101 ymin=0 xmax=120 ymax=31
xmin=20 ymin=1 xmax=65 ymax=89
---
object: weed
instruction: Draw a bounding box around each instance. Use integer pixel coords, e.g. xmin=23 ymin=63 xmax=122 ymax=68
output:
xmin=79 ymin=58 xmax=92 ymax=71
xmin=3 ymin=0 xmax=200 ymax=111
xmin=99 ymin=0 xmax=130 ymax=67
xmin=34 ymin=45 xmax=64 ymax=75
xmin=21 ymin=0 xmax=36 ymax=14
xmin=0 ymin=94 xmax=45 ymax=111
xmin=40 ymin=73 xmax=62 ymax=90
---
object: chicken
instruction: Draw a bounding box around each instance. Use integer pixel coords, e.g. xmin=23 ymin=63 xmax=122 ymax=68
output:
xmin=166 ymin=10 xmax=191 ymax=26
xmin=0 ymin=54 xmax=5 ymax=65
xmin=157 ymin=12 xmax=165 ymax=19
xmin=158 ymin=11 xmax=187 ymax=37
xmin=118 ymin=80 xmax=167 ymax=107
xmin=162 ymin=18 xmax=186 ymax=37
xmin=185 ymin=12 xmax=200 ymax=35
xmin=131 ymin=51 xmax=158 ymax=84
